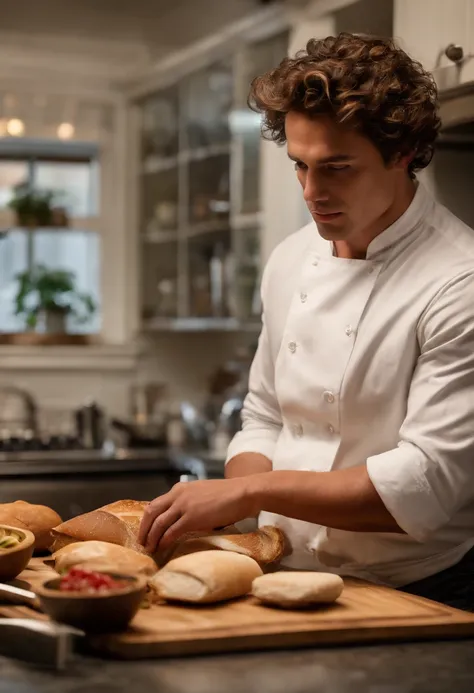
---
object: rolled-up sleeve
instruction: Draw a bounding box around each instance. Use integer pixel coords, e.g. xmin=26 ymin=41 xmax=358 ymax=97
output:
xmin=226 ymin=266 xmax=282 ymax=465
xmin=367 ymin=270 xmax=474 ymax=541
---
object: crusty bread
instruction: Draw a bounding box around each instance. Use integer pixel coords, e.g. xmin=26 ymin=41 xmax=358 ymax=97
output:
xmin=51 ymin=499 xmax=287 ymax=569
xmin=50 ymin=500 xmax=148 ymax=554
xmin=151 ymin=550 xmax=263 ymax=603
xmin=51 ymin=540 xmax=158 ymax=577
xmin=251 ymin=572 xmax=344 ymax=608
xmin=167 ymin=526 xmax=287 ymax=565
xmin=0 ymin=501 xmax=62 ymax=552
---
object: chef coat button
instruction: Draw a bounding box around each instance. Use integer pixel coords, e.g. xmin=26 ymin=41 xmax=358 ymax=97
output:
xmin=294 ymin=423 xmax=303 ymax=438
xmin=312 ymin=258 xmax=319 ymax=266
xmin=288 ymin=341 xmax=297 ymax=353
xmin=328 ymin=424 xmax=335 ymax=435
xmin=323 ymin=390 xmax=335 ymax=404
xmin=368 ymin=266 xmax=375 ymax=274
xmin=345 ymin=325 xmax=353 ymax=337
xmin=300 ymin=292 xmax=307 ymax=303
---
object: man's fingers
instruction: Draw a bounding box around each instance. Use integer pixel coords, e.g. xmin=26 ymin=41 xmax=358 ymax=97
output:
xmin=139 ymin=495 xmax=172 ymax=546
xmin=145 ymin=506 xmax=183 ymax=554
xmin=158 ymin=515 xmax=190 ymax=550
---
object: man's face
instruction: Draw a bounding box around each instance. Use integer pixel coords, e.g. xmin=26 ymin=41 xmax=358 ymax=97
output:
xmin=285 ymin=111 xmax=405 ymax=247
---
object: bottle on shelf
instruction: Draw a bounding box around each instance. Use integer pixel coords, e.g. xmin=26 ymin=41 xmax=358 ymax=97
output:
xmin=209 ymin=243 xmax=227 ymax=317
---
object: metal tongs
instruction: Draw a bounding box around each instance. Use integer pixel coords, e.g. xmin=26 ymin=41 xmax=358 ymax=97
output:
xmin=0 ymin=583 xmax=83 ymax=669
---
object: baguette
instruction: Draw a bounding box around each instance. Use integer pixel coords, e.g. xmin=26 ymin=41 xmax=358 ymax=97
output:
xmin=51 ymin=540 xmax=158 ymax=577
xmin=166 ymin=526 xmax=287 ymax=565
xmin=0 ymin=501 xmax=62 ymax=552
xmin=50 ymin=500 xmax=148 ymax=554
xmin=151 ymin=550 xmax=263 ymax=603
xmin=251 ymin=572 xmax=344 ymax=608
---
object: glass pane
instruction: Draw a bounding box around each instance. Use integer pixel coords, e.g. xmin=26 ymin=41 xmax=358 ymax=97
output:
xmin=0 ymin=160 xmax=29 ymax=209
xmin=34 ymin=161 xmax=98 ymax=217
xmin=233 ymin=31 xmax=289 ymax=215
xmin=241 ymin=128 xmax=262 ymax=215
xmin=0 ymin=230 xmax=28 ymax=332
xmin=142 ymin=168 xmax=179 ymax=237
xmin=141 ymin=243 xmax=179 ymax=320
xmin=141 ymin=86 xmax=180 ymax=161
xmin=188 ymin=154 xmax=230 ymax=226
xmin=243 ymin=31 xmax=289 ymax=97
xmin=33 ymin=229 xmax=101 ymax=334
xmin=185 ymin=61 xmax=233 ymax=149
xmin=188 ymin=234 xmax=231 ymax=318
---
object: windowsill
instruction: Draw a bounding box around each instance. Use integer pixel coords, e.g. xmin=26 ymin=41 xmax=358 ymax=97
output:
xmin=0 ymin=342 xmax=139 ymax=371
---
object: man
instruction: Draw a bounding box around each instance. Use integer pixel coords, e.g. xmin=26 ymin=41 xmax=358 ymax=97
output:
xmin=140 ymin=33 xmax=474 ymax=609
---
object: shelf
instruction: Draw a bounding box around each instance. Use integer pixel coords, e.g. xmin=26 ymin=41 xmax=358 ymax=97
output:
xmin=231 ymin=212 xmax=262 ymax=230
xmin=186 ymin=143 xmax=231 ymax=162
xmin=0 ymin=216 xmax=100 ymax=234
xmin=141 ymin=144 xmax=231 ymax=175
xmin=143 ymin=230 xmax=178 ymax=243
xmin=142 ymin=155 xmax=178 ymax=174
xmin=187 ymin=219 xmax=230 ymax=239
xmin=143 ymin=317 xmax=261 ymax=332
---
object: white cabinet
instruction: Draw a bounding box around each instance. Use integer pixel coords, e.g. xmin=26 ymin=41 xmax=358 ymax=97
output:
xmin=395 ymin=0 xmax=474 ymax=84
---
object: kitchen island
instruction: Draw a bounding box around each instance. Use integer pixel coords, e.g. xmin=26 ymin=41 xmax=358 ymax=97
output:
xmin=1 ymin=639 xmax=474 ymax=692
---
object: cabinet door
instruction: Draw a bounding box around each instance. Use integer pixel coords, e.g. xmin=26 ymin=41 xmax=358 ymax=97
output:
xmin=395 ymin=0 xmax=472 ymax=71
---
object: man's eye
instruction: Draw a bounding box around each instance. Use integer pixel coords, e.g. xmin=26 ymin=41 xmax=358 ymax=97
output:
xmin=327 ymin=164 xmax=350 ymax=172
xmin=294 ymin=161 xmax=307 ymax=171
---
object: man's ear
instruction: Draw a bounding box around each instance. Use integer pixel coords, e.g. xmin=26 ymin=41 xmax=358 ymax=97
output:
xmin=391 ymin=153 xmax=413 ymax=172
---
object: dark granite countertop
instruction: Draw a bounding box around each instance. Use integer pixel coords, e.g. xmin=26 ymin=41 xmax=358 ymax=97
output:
xmin=1 ymin=639 xmax=474 ymax=693
xmin=0 ymin=447 xmax=224 ymax=479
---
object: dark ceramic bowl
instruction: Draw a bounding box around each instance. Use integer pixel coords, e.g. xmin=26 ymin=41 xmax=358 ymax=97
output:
xmin=36 ymin=572 xmax=147 ymax=633
xmin=0 ymin=525 xmax=35 ymax=581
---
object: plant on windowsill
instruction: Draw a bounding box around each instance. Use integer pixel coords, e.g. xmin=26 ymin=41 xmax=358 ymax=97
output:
xmin=14 ymin=265 xmax=96 ymax=334
xmin=8 ymin=183 xmax=69 ymax=228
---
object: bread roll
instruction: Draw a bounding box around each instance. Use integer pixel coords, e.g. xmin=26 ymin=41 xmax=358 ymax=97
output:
xmin=52 ymin=540 xmax=158 ymax=577
xmin=0 ymin=501 xmax=62 ymax=551
xmin=50 ymin=499 xmax=148 ymax=554
xmin=251 ymin=572 xmax=344 ymax=608
xmin=167 ymin=526 xmax=287 ymax=565
xmin=151 ymin=550 xmax=263 ymax=603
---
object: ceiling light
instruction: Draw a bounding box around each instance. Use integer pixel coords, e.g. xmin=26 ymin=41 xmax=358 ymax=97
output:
xmin=6 ymin=118 xmax=25 ymax=137
xmin=57 ymin=122 xmax=75 ymax=140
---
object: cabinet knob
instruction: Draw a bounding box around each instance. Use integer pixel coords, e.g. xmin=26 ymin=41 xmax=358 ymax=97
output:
xmin=445 ymin=44 xmax=464 ymax=64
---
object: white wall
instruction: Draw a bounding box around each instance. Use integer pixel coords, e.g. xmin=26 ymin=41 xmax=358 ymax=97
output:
xmin=421 ymin=146 xmax=474 ymax=228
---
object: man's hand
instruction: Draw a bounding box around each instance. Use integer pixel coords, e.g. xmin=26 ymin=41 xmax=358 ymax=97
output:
xmin=138 ymin=477 xmax=258 ymax=554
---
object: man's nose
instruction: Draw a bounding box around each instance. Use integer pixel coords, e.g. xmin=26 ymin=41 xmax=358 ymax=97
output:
xmin=303 ymin=171 xmax=329 ymax=203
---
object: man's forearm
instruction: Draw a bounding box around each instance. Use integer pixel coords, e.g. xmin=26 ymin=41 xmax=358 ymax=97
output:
xmin=225 ymin=452 xmax=272 ymax=479
xmin=247 ymin=466 xmax=404 ymax=534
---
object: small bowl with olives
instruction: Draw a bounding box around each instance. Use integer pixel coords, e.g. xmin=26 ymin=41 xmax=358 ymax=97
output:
xmin=0 ymin=525 xmax=35 ymax=581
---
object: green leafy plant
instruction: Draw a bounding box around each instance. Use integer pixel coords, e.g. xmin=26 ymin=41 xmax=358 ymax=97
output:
xmin=14 ymin=265 xmax=96 ymax=330
xmin=8 ymin=183 xmax=66 ymax=227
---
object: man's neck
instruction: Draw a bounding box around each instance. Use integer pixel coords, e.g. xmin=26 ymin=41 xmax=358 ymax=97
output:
xmin=334 ymin=178 xmax=417 ymax=260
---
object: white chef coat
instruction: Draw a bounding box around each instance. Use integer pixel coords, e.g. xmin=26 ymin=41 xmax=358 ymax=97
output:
xmin=226 ymin=183 xmax=474 ymax=587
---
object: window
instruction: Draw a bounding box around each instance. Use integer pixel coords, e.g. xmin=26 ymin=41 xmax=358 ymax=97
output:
xmin=0 ymin=141 xmax=100 ymax=335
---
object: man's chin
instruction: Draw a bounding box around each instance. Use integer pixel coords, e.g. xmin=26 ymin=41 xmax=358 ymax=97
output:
xmin=315 ymin=221 xmax=347 ymax=240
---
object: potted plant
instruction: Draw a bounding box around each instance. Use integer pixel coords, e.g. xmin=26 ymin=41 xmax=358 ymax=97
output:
xmin=14 ymin=265 xmax=96 ymax=334
xmin=8 ymin=182 xmax=69 ymax=228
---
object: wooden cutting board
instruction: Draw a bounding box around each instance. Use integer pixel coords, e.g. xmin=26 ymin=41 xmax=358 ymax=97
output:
xmin=2 ymin=558 xmax=474 ymax=659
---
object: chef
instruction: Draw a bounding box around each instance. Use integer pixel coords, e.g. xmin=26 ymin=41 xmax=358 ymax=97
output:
xmin=140 ymin=33 xmax=474 ymax=610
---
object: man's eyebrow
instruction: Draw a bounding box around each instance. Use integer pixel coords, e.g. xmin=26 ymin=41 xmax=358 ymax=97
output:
xmin=287 ymin=153 xmax=353 ymax=164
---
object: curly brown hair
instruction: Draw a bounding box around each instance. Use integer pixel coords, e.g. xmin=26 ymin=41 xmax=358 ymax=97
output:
xmin=249 ymin=33 xmax=440 ymax=178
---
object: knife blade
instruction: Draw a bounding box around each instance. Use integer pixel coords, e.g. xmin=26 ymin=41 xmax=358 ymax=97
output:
xmin=0 ymin=582 xmax=41 ymax=610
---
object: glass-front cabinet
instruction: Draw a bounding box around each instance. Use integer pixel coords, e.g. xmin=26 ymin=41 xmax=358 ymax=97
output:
xmin=137 ymin=31 xmax=289 ymax=331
